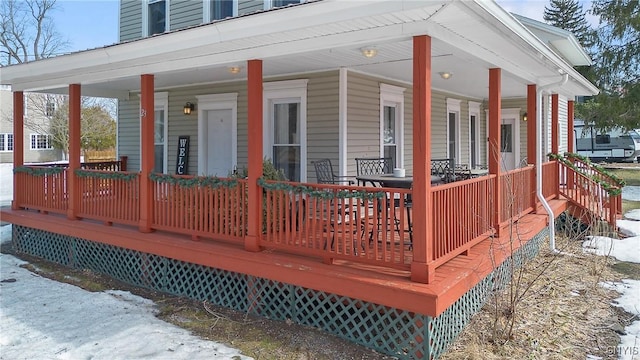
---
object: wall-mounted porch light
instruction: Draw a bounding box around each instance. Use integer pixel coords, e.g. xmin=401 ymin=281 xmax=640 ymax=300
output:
xmin=183 ymin=102 xmax=195 ymax=115
xmin=522 ymin=112 xmax=528 ymax=122
xmin=360 ymin=47 xmax=378 ymax=58
xmin=439 ymin=72 xmax=452 ymax=80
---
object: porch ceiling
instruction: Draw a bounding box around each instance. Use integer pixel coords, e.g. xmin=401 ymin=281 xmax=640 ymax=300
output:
xmin=0 ymin=0 xmax=597 ymax=100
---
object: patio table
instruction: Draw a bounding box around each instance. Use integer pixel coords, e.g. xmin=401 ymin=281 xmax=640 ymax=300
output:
xmin=355 ymin=174 xmax=443 ymax=188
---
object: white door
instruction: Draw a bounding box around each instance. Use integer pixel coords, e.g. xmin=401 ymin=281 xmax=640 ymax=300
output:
xmin=206 ymin=109 xmax=233 ymax=176
xmin=501 ymin=118 xmax=516 ymax=171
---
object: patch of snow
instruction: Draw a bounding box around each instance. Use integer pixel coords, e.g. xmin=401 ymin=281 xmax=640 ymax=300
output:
xmin=625 ymin=209 xmax=640 ymax=221
xmin=0 ymin=224 xmax=12 ymax=245
xmin=618 ymin=219 xmax=640 ymax=237
xmin=583 ymin=236 xmax=640 ymax=263
xmin=600 ymin=280 xmax=640 ymax=360
xmin=0 ymin=163 xmax=12 ymax=207
xmin=0 ymin=250 xmax=251 ymax=360
xmin=623 ymin=186 xmax=640 ymax=202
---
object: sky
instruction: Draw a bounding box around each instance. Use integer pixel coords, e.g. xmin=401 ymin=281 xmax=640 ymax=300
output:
xmin=49 ymin=0 xmax=599 ymax=54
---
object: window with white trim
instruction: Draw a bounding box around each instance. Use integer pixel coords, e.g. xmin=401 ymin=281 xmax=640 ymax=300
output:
xmin=380 ymin=84 xmax=405 ymax=168
xmin=0 ymin=133 xmax=13 ymax=152
xmin=154 ymin=93 xmax=169 ymax=173
xmin=30 ymin=134 xmax=53 ymax=150
xmin=469 ymin=101 xmax=481 ymax=168
xmin=204 ymin=0 xmax=237 ymax=22
xmin=446 ymin=98 xmax=461 ymax=162
xmin=264 ymin=79 xmax=308 ymax=182
xmin=143 ymin=0 xmax=168 ymax=36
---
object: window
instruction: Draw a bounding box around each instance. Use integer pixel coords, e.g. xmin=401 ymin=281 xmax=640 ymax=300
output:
xmin=146 ymin=0 xmax=167 ymax=36
xmin=208 ymin=0 xmax=235 ymax=21
xmin=0 ymin=134 xmax=13 ymax=152
xmin=45 ymin=102 xmax=55 ymax=117
xmin=264 ymin=79 xmax=308 ymax=182
xmin=30 ymin=134 xmax=53 ymax=150
xmin=446 ymin=98 xmax=461 ymax=161
xmin=380 ymin=84 xmax=405 ymax=168
xmin=469 ymin=102 xmax=480 ymax=168
xmin=595 ymin=134 xmax=611 ymax=144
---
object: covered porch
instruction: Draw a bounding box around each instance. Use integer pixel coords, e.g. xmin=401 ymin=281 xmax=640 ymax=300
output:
xmin=1 ymin=0 xmax=613 ymax=329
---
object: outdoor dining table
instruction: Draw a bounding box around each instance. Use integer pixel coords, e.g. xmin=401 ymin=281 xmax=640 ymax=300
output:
xmin=355 ymin=174 xmax=443 ymax=188
xmin=469 ymin=168 xmax=489 ymax=177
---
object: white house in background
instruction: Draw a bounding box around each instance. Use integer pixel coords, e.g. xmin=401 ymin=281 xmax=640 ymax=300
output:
xmin=0 ymin=86 xmax=63 ymax=163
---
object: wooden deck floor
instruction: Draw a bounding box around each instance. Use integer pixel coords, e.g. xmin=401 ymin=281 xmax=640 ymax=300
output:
xmin=0 ymin=198 xmax=568 ymax=317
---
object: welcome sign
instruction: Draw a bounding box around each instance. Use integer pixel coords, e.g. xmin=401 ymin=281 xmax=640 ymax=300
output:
xmin=176 ymin=136 xmax=190 ymax=175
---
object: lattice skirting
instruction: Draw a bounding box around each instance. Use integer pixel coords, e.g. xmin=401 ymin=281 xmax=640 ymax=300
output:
xmin=11 ymin=225 xmax=548 ymax=359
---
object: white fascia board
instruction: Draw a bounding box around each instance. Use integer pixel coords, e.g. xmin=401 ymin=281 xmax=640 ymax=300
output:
xmin=1 ymin=1 xmax=440 ymax=88
xmin=469 ymin=0 xmax=598 ymax=95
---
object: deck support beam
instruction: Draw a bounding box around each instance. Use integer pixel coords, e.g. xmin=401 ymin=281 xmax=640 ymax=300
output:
xmin=139 ymin=74 xmax=155 ymax=233
xmin=11 ymin=91 xmax=24 ymax=211
xmin=527 ymin=84 xmax=537 ymax=211
xmin=410 ymin=35 xmax=434 ymax=284
xmin=67 ymin=84 xmax=81 ymax=220
xmin=245 ymin=59 xmax=264 ymax=252
xmin=488 ymin=68 xmax=502 ymax=235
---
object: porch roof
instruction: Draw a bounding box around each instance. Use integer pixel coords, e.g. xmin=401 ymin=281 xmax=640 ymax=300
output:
xmin=0 ymin=0 xmax=598 ymax=99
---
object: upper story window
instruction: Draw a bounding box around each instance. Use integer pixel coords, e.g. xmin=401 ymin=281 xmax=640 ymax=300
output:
xmin=30 ymin=134 xmax=53 ymax=150
xmin=265 ymin=0 xmax=302 ymax=9
xmin=208 ymin=0 xmax=235 ymax=21
xmin=144 ymin=0 xmax=168 ymax=36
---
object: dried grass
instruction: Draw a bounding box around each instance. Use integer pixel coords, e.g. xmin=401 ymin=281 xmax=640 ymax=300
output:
xmin=441 ymin=234 xmax=624 ymax=360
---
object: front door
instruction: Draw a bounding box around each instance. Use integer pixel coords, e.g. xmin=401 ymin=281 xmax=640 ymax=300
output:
xmin=501 ymin=118 xmax=516 ymax=171
xmin=206 ymin=109 xmax=233 ymax=176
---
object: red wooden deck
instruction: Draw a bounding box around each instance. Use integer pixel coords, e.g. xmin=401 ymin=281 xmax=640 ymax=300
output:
xmin=1 ymin=198 xmax=567 ymax=317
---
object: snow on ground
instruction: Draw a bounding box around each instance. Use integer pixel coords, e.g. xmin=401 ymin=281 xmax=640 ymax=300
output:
xmin=0 ymin=228 xmax=250 ymax=359
xmin=0 ymin=163 xmax=12 ymax=208
xmin=584 ymin=188 xmax=640 ymax=360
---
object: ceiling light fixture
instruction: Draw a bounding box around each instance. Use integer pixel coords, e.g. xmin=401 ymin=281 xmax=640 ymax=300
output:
xmin=228 ymin=66 xmax=241 ymax=74
xmin=360 ymin=47 xmax=378 ymax=58
xmin=439 ymin=72 xmax=453 ymax=80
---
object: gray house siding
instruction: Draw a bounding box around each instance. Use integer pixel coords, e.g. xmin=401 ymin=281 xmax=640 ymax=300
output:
xmin=170 ymin=0 xmax=202 ymax=31
xmin=117 ymin=98 xmax=141 ymax=171
xmin=238 ymin=0 xmax=264 ymax=15
xmin=119 ymin=0 xmax=142 ymax=42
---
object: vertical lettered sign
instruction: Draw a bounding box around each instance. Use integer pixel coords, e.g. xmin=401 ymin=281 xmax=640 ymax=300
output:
xmin=176 ymin=136 xmax=190 ymax=175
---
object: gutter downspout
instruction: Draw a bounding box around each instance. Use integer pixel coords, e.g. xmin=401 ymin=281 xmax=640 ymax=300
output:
xmin=537 ymin=73 xmax=568 ymax=253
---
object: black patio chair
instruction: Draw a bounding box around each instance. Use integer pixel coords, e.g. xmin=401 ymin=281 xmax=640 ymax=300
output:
xmin=312 ymin=158 xmax=354 ymax=185
xmin=355 ymin=157 xmax=394 ymax=186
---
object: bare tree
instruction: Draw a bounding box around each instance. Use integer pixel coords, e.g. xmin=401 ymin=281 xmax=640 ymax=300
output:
xmin=1 ymin=0 xmax=69 ymax=65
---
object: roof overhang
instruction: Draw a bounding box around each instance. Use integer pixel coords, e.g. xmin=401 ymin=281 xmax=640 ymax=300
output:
xmin=0 ymin=0 xmax=598 ymax=100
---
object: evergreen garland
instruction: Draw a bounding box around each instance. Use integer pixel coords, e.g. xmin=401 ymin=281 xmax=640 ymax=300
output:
xmin=258 ymin=177 xmax=385 ymax=201
xmin=548 ymin=153 xmax=623 ymax=196
xmin=149 ymin=173 xmax=238 ymax=189
xmin=563 ymin=152 xmax=626 ymax=186
xmin=75 ymin=169 xmax=138 ymax=182
xmin=13 ymin=166 xmax=64 ymax=176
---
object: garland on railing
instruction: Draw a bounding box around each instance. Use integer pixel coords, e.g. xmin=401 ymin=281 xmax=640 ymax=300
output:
xmin=149 ymin=173 xmax=238 ymax=189
xmin=258 ymin=177 xmax=386 ymax=201
xmin=75 ymin=169 xmax=138 ymax=182
xmin=13 ymin=166 xmax=64 ymax=176
xmin=548 ymin=153 xmax=623 ymax=196
xmin=562 ymin=152 xmax=626 ymax=186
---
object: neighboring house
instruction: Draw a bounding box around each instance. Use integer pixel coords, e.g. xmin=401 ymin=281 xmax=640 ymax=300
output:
xmin=2 ymin=1 xmax=616 ymax=358
xmin=0 ymin=86 xmax=63 ymax=163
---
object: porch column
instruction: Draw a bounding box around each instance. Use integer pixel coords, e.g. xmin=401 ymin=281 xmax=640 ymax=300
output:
xmin=411 ymin=35 xmax=434 ymax=284
xmin=11 ymin=91 xmax=24 ymax=210
xmin=139 ymin=74 xmax=155 ymax=233
xmin=551 ymin=94 xmax=559 ymax=154
xmin=567 ymin=100 xmax=575 ymax=153
xmin=67 ymin=84 xmax=81 ymax=220
xmin=527 ymin=84 xmax=537 ymax=210
xmin=245 ymin=59 xmax=263 ymax=252
xmin=488 ymin=68 xmax=502 ymax=235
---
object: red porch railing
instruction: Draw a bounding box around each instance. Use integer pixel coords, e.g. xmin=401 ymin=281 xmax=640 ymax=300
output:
xmin=541 ymin=161 xmax=558 ymax=200
xmin=558 ymin=161 xmax=618 ymax=226
xmin=565 ymin=155 xmax=623 ymax=216
xmin=499 ymin=166 xmax=535 ymax=225
xmin=431 ymin=175 xmax=495 ymax=266
xmin=76 ymin=170 xmax=140 ymax=225
xmin=260 ymin=181 xmax=412 ymax=270
xmin=151 ymin=175 xmax=247 ymax=244
xmin=14 ymin=166 xmax=68 ymax=214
